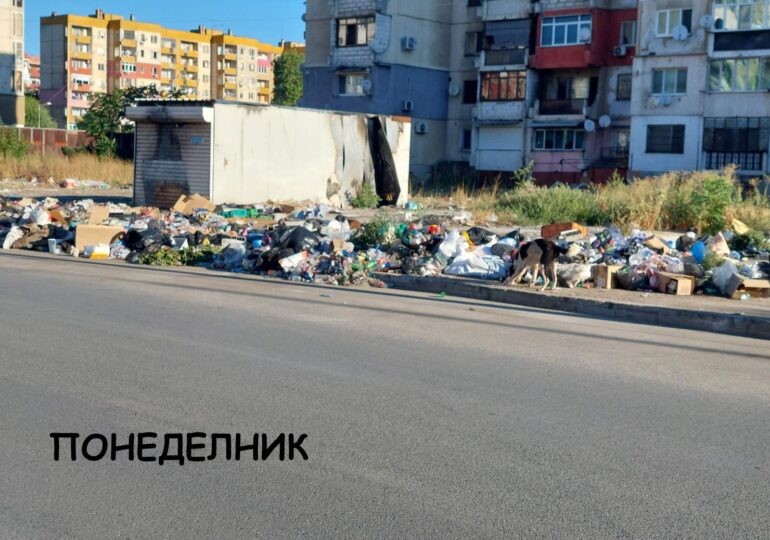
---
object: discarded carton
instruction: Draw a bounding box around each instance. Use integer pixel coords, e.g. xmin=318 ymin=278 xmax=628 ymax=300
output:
xmin=541 ymin=222 xmax=588 ymax=240
xmin=86 ymin=205 xmax=110 ymax=225
xmin=172 ymin=194 xmax=215 ymax=215
xmin=49 ymin=208 xmax=69 ymax=225
xmin=724 ymin=274 xmax=770 ymax=299
xmin=731 ymin=219 xmax=750 ymax=235
xmin=643 ymin=236 xmax=670 ymax=254
xmin=593 ymin=265 xmax=622 ymax=289
xmin=75 ymin=224 xmax=124 ymax=251
xmin=655 ymin=272 xmax=695 ymax=296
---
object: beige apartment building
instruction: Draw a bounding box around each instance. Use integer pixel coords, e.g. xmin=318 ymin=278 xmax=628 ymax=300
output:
xmin=0 ymin=0 xmax=24 ymax=126
xmin=40 ymin=9 xmax=286 ymax=129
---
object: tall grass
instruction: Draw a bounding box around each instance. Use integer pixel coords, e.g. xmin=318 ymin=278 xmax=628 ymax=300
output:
xmin=0 ymin=153 xmax=133 ymax=187
xmin=415 ymin=168 xmax=770 ymax=233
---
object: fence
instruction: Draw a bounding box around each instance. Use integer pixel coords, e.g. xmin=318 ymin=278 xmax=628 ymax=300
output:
xmin=11 ymin=127 xmax=93 ymax=155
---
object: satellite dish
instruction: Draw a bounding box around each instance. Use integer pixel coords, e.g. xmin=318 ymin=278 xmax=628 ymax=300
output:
xmin=672 ymin=25 xmax=689 ymax=41
xmin=583 ymin=119 xmax=596 ymax=133
xmin=660 ymin=94 xmax=673 ymax=106
xmin=448 ymin=83 xmax=461 ymax=97
xmin=361 ymin=79 xmax=372 ymax=93
xmin=579 ymin=27 xmax=592 ymax=43
xmin=648 ymin=95 xmax=660 ymax=107
xmin=598 ymin=115 xmax=612 ymax=129
xmin=700 ymin=15 xmax=714 ymax=29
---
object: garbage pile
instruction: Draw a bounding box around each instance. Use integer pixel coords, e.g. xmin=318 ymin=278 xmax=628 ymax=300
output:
xmin=1 ymin=195 xmax=768 ymax=301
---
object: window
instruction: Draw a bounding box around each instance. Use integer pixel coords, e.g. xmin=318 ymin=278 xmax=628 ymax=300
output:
xmin=620 ymin=20 xmax=637 ymax=45
xmin=151 ymin=35 xmax=158 ymax=44
xmin=153 ymin=52 xmax=158 ymax=59
xmin=97 ymin=63 xmax=105 ymax=71
xmin=249 ymin=63 xmax=255 ymax=71
xmin=203 ymin=61 xmax=209 ymax=69
xmin=652 ymin=68 xmax=687 ymax=94
xmin=616 ymin=73 xmax=632 ymax=100
xmin=534 ymin=129 xmax=585 ymax=150
xmin=464 ymin=31 xmax=484 ymax=55
xmin=13 ymin=13 xmax=22 ymax=37
xmin=713 ymin=0 xmax=770 ymax=31
xmin=152 ymin=67 xmax=158 ymax=76
xmin=543 ymin=76 xmax=589 ymax=99
xmin=656 ymin=9 xmax=692 ymax=36
xmin=461 ymin=129 xmax=473 ymax=150
xmin=646 ymin=125 xmax=685 ymax=153
xmin=541 ymin=15 xmax=592 ymax=46
xmin=463 ymin=80 xmax=478 ymax=104
xmin=203 ymin=75 xmax=209 ymax=83
xmin=338 ymin=73 xmax=369 ymax=95
xmin=337 ymin=17 xmax=376 ymax=47
xmin=467 ymin=0 xmax=482 ymax=7
xmin=709 ymin=58 xmax=770 ymax=91
xmin=121 ymin=63 xmax=136 ymax=73
xmin=202 ymin=45 xmax=210 ymax=54
xmin=480 ymin=71 xmax=526 ymax=101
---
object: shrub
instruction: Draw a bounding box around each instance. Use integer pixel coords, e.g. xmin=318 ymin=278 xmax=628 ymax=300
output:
xmin=0 ymin=128 xmax=28 ymax=159
xmin=351 ymin=181 xmax=381 ymax=209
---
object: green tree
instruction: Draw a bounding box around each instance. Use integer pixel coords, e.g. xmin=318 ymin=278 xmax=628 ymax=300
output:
xmin=24 ymin=96 xmax=57 ymax=129
xmin=273 ymin=51 xmax=304 ymax=106
xmin=79 ymin=85 xmax=183 ymax=156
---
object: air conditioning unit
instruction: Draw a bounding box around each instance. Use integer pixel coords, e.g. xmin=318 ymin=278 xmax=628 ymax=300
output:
xmin=415 ymin=122 xmax=428 ymax=135
xmin=613 ymin=45 xmax=627 ymax=57
xmin=401 ymin=37 xmax=417 ymax=51
xmin=402 ymin=100 xmax=414 ymax=112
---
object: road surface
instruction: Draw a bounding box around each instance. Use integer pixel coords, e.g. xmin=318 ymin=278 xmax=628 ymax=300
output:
xmin=1 ymin=252 xmax=768 ymax=538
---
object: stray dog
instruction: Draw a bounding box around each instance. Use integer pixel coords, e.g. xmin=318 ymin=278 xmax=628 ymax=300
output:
xmin=505 ymin=239 xmax=568 ymax=291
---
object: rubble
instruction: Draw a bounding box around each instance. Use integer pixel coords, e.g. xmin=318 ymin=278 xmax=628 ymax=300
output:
xmin=0 ymin=195 xmax=768 ymax=300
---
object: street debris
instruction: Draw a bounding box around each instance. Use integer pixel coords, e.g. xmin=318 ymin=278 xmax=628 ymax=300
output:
xmin=1 ymin=196 xmax=769 ymax=300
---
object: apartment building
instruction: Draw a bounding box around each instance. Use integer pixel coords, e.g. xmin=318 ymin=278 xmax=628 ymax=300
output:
xmin=24 ymin=53 xmax=40 ymax=95
xmin=630 ymin=0 xmax=770 ymax=178
xmin=0 ymin=0 xmax=24 ymax=126
xmin=40 ymin=10 xmax=284 ymax=129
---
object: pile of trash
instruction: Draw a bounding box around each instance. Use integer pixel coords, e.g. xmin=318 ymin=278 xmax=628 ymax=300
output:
xmin=1 ymin=195 xmax=768 ymax=301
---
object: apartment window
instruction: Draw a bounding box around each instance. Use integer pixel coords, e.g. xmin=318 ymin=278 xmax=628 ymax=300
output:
xmin=616 ymin=73 xmax=632 ymax=100
xmin=702 ymin=117 xmax=769 ymax=170
xmin=464 ymin=31 xmax=484 ymax=55
xmin=713 ymin=0 xmax=770 ymax=31
xmin=620 ymin=20 xmax=637 ymax=45
xmin=14 ymin=42 xmax=22 ymax=63
xmin=543 ymin=76 xmax=589 ymax=99
xmin=249 ymin=63 xmax=255 ymax=71
xmin=203 ymin=61 xmax=209 ymax=69
xmin=121 ymin=63 xmax=136 ymax=73
xmin=202 ymin=45 xmax=210 ymax=54
xmin=337 ymin=17 xmax=376 ymax=47
xmin=461 ymin=129 xmax=472 ymax=151
xmin=652 ymin=68 xmax=687 ymax=94
xmin=709 ymin=58 xmax=770 ymax=91
xmin=646 ymin=125 xmax=685 ymax=153
xmin=152 ymin=67 xmax=158 ymax=76
xmin=97 ymin=63 xmax=105 ymax=71
xmin=463 ymin=80 xmax=478 ymax=104
xmin=13 ymin=13 xmax=22 ymax=37
xmin=140 ymin=66 xmax=145 ymax=74
xmin=541 ymin=15 xmax=592 ymax=46
xmin=534 ymin=129 xmax=585 ymax=150
xmin=249 ymin=49 xmax=256 ymax=59
xmin=140 ymin=50 xmax=145 ymax=58
xmin=338 ymin=72 xmax=369 ymax=95
xmin=153 ymin=52 xmax=158 ymax=60
xmin=151 ymin=35 xmax=158 ymax=44
xmin=480 ymin=71 xmax=526 ymax=101
xmin=656 ymin=9 xmax=692 ymax=36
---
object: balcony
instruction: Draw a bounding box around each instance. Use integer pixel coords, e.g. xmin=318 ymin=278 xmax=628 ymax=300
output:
xmin=224 ymin=67 xmax=237 ymax=76
xmin=474 ymin=100 xmax=526 ymax=123
xmin=536 ymin=99 xmax=586 ymax=117
xmin=161 ymin=45 xmax=176 ymax=55
xmin=71 ymin=50 xmax=92 ymax=60
xmin=181 ymin=49 xmax=199 ymax=58
xmin=182 ymin=64 xmax=198 ymax=73
xmin=161 ymin=77 xmax=171 ymax=84
xmin=482 ymin=49 xmax=527 ymax=68
xmin=181 ymin=79 xmax=198 ymax=88
xmin=72 ymin=83 xmax=91 ymax=92
xmin=122 ymin=38 xmax=137 ymax=48
xmin=478 ymin=0 xmax=531 ymax=21
xmin=704 ymin=151 xmax=765 ymax=172
xmin=258 ymin=87 xmax=271 ymax=95
xmin=220 ymin=50 xmax=237 ymax=61
xmin=223 ymin=81 xmax=237 ymax=90
xmin=161 ymin=61 xmax=174 ymax=69
xmin=121 ymin=55 xmax=137 ymax=64
xmin=75 ymin=35 xmax=92 ymax=45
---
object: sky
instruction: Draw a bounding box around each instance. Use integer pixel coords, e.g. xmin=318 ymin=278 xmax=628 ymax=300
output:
xmin=25 ymin=0 xmax=306 ymax=55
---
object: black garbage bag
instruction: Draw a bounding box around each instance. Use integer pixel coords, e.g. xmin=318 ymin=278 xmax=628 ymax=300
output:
xmin=124 ymin=229 xmax=164 ymax=251
xmin=466 ymin=227 xmax=495 ymax=245
xmin=676 ymin=234 xmax=696 ymax=253
xmin=491 ymin=243 xmax=513 ymax=258
xmin=501 ymin=229 xmax=520 ymax=243
xmin=616 ymin=269 xmax=648 ymax=291
xmin=274 ymin=226 xmax=322 ymax=253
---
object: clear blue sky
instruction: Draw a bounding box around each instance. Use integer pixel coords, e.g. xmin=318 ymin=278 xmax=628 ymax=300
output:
xmin=25 ymin=0 xmax=306 ymax=55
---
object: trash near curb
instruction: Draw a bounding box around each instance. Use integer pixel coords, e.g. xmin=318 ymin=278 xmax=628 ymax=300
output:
xmin=375 ymin=273 xmax=770 ymax=341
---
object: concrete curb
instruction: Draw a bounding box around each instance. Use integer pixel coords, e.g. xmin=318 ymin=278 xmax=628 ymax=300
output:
xmin=376 ymin=273 xmax=770 ymax=341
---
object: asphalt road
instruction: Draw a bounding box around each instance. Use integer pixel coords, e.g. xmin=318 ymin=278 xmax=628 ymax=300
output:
xmin=1 ymin=252 xmax=768 ymax=539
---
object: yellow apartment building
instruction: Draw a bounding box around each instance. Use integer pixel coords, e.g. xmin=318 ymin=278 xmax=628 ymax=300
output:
xmin=0 ymin=0 xmax=25 ymax=126
xmin=41 ymin=9 xmax=290 ymax=129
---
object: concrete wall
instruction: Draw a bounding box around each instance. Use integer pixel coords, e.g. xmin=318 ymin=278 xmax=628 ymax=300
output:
xmin=210 ymin=104 xmax=411 ymax=207
xmin=629 ymin=114 xmax=702 ymax=174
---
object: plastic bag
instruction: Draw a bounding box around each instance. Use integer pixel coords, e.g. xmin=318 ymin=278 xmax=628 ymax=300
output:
xmin=711 ymin=260 xmax=738 ymax=294
xmin=438 ymin=229 xmax=470 ymax=259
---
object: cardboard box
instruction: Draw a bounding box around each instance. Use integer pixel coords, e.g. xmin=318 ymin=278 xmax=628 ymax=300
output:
xmin=725 ymin=274 xmax=770 ymax=299
xmin=75 ymin=224 xmax=124 ymax=251
xmin=593 ymin=265 xmax=622 ymax=289
xmin=172 ymin=194 xmax=215 ymax=214
xmin=86 ymin=205 xmax=110 ymax=225
xmin=643 ymin=236 xmax=670 ymax=254
xmin=541 ymin=222 xmax=588 ymax=240
xmin=655 ymin=272 xmax=695 ymax=296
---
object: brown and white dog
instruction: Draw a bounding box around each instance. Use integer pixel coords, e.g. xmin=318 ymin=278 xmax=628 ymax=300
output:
xmin=505 ymin=239 xmax=568 ymax=291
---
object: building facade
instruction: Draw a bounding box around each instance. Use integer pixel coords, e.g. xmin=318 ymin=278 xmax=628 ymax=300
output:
xmin=40 ymin=10 xmax=285 ymax=129
xmin=24 ymin=53 xmax=40 ymax=95
xmin=0 ymin=0 xmax=24 ymax=126
xmin=304 ymin=0 xmax=770 ymax=184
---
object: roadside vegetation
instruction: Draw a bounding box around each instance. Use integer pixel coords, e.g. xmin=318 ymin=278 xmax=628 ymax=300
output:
xmin=0 ymin=128 xmax=132 ymax=187
xmin=413 ymin=165 xmax=770 ymax=234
